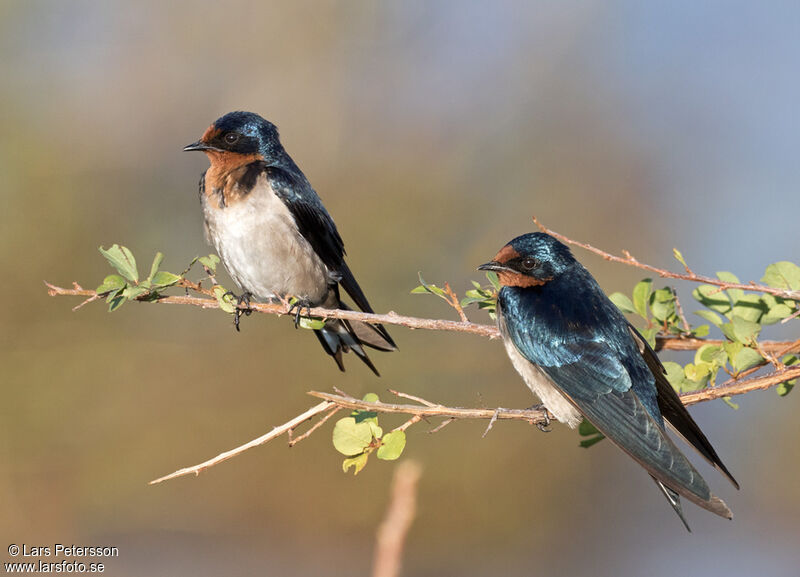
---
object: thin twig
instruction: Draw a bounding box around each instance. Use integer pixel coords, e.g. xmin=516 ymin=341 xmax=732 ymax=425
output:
xmin=782 ymin=307 xmax=800 ymax=324
xmin=149 ymin=401 xmax=334 ymax=485
xmin=533 ymin=216 xmax=800 ymax=301
xmin=288 ymin=406 xmax=342 ymax=447
xmin=680 ymin=365 xmax=800 ymax=405
xmin=775 ymin=338 xmax=800 ymax=359
xmin=71 ymin=293 xmax=100 ymax=311
xmin=45 ymin=281 xmax=798 ymax=354
xmin=444 ymin=282 xmax=469 ymax=322
xmin=672 ymin=288 xmax=692 ymax=334
xmin=482 ymin=408 xmax=501 ymax=438
xmin=45 ymin=281 xmax=499 ymax=339
xmin=428 ymin=418 xmax=454 ymax=434
xmin=372 ymin=461 xmax=422 ymax=577
xmin=389 ymin=389 xmax=436 ymax=407
xmin=393 ymin=415 xmax=423 ymax=433
xmin=309 ymin=391 xmax=551 ymax=425
xmin=150 ymin=364 xmax=799 ymax=485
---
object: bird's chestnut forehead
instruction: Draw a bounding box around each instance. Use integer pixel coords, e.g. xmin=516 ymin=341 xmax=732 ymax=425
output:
xmin=201 ymin=124 xmax=221 ymax=143
xmin=493 ymin=245 xmax=520 ymax=263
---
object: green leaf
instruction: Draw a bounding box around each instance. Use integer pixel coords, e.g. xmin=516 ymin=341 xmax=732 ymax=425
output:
xmin=298 ymin=317 xmax=325 ymax=330
xmin=578 ymin=420 xmax=600 ymax=436
xmin=578 ymin=419 xmax=605 ymax=448
xmin=213 ymin=286 xmax=237 ymax=314
xmin=486 ymin=271 xmax=500 ymax=291
xmin=692 ymin=285 xmax=731 ymax=315
xmin=649 ymin=288 xmax=675 ymax=322
xmin=414 ymin=273 xmax=447 ymax=298
xmin=762 ymin=303 xmax=794 ymax=325
xmin=722 ymin=316 xmax=761 ymax=343
xmin=609 ymin=292 xmax=636 ymax=314
xmin=684 ymin=362 xmax=711 ymax=383
xmin=122 ymin=286 xmax=149 ymax=300
xmin=96 ymin=274 xmax=126 ymax=295
xmin=695 ymin=344 xmax=726 ymax=366
xmin=148 ymin=252 xmax=164 ymax=281
xmin=723 ymin=341 xmax=743 ymax=362
xmin=198 ymin=254 xmax=220 ymax=273
xmin=777 ymin=355 xmax=798 ymax=396
xmin=722 ymin=397 xmax=739 ymax=410
xmin=731 ymin=347 xmax=763 ymax=373
xmin=694 ymin=309 xmax=723 ymax=328
xmin=632 ymin=279 xmax=652 ymax=318
xmin=640 ymin=327 xmax=658 ymax=349
xmin=579 ymin=435 xmax=606 ymax=449
xmin=342 ymin=453 xmax=369 ymax=475
xmin=673 ymin=248 xmax=688 ymax=269
xmin=692 ymin=324 xmax=710 ymax=338
xmin=731 ymin=294 xmax=767 ymax=323
xmin=150 ymin=271 xmax=182 ymax=289
xmin=761 ymin=261 xmax=800 ymax=291
xmin=107 ymin=295 xmax=125 ymax=312
xmin=368 ymin=422 xmax=383 ymax=439
xmin=377 ymin=431 xmax=406 ymax=460
xmin=716 ymin=271 xmax=742 ymax=305
xmin=351 ymin=394 xmax=379 ymax=424
xmin=332 ymin=417 xmax=374 ymax=456
xmin=663 ymin=361 xmax=687 ymax=391
xmin=99 ymin=244 xmax=139 ymax=283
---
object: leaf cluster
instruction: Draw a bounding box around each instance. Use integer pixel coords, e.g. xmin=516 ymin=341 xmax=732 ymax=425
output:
xmin=331 ymin=393 xmax=407 ymax=475
xmin=411 ymin=272 xmax=499 ymax=319
xmin=610 ymin=263 xmax=798 ymax=402
xmin=96 ymin=245 xmax=181 ymax=311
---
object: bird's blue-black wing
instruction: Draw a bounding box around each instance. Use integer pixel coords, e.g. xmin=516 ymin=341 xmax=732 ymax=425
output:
xmin=500 ymin=291 xmax=730 ymax=517
xmin=265 ymin=164 xmax=395 ymax=347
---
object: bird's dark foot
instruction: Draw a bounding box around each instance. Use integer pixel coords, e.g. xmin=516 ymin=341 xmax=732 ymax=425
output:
xmin=224 ymin=291 xmax=253 ymax=332
xmin=526 ymin=403 xmax=551 ymax=432
xmin=286 ymin=297 xmax=313 ymax=329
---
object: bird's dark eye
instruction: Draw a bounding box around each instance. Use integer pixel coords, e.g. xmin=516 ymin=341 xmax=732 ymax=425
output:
xmin=224 ymin=132 xmax=240 ymax=145
xmin=521 ymin=258 xmax=537 ymax=271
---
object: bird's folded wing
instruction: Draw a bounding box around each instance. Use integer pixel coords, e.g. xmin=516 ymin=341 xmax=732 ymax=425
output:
xmin=508 ymin=330 xmax=731 ymax=517
xmin=627 ymin=324 xmax=739 ymax=489
xmin=267 ymin=166 xmax=346 ymax=272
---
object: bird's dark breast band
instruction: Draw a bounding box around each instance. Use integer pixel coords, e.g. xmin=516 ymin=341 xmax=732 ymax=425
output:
xmin=204 ymin=155 xmax=264 ymax=208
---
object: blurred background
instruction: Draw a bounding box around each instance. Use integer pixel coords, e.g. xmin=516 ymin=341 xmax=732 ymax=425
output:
xmin=2 ymin=1 xmax=799 ymax=575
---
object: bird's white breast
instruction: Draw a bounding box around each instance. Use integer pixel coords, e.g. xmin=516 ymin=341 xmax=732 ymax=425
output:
xmin=202 ymin=173 xmax=329 ymax=303
xmin=498 ymin=308 xmax=583 ymax=428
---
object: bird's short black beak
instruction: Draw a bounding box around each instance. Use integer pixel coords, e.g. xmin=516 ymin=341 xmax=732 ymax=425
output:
xmin=478 ymin=261 xmax=514 ymax=273
xmin=183 ymin=140 xmax=211 ymax=152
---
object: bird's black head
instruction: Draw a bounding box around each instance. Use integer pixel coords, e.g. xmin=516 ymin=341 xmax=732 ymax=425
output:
xmin=478 ymin=232 xmax=576 ymax=288
xmin=184 ymin=111 xmax=284 ymax=160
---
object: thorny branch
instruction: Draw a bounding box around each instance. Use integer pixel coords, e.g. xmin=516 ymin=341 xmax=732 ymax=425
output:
xmin=149 ymin=363 xmax=800 ymax=485
xmin=533 ymin=216 xmax=800 ymax=302
xmin=44 ymin=281 xmax=798 ymax=355
xmin=47 ymin=221 xmax=799 ymax=485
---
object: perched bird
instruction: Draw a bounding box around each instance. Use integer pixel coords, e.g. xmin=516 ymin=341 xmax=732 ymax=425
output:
xmin=184 ymin=111 xmax=396 ymax=375
xmin=479 ymin=232 xmax=738 ymax=530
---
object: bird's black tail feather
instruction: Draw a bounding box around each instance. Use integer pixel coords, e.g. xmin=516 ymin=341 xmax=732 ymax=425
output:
xmin=653 ymin=477 xmax=692 ymax=532
xmin=313 ymin=315 xmax=396 ymax=376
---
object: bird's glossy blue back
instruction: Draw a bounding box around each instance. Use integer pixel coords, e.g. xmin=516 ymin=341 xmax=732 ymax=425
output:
xmin=499 ymin=237 xmax=662 ymax=425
